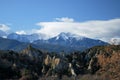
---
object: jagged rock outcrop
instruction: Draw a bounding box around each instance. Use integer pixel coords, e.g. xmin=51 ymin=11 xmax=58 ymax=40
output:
xmin=42 ymin=55 xmax=69 ymax=77
xmin=21 ymin=44 xmax=44 ymax=61
xmin=0 ymin=45 xmax=119 ymax=80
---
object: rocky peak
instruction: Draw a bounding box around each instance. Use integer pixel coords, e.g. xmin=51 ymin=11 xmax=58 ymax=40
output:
xmin=26 ymin=44 xmax=33 ymax=50
xmin=21 ymin=44 xmax=43 ymax=59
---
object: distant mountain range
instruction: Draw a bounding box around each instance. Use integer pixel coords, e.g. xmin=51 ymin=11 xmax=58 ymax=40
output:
xmin=0 ymin=37 xmax=30 ymax=51
xmin=0 ymin=32 xmax=109 ymax=52
xmin=0 ymin=30 xmax=7 ymax=38
xmin=7 ymin=33 xmax=47 ymax=42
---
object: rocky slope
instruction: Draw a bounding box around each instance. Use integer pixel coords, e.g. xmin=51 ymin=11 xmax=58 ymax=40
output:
xmin=0 ymin=45 xmax=119 ymax=80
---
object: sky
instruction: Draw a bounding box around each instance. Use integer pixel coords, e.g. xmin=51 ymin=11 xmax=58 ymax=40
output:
xmin=0 ymin=0 xmax=120 ymax=42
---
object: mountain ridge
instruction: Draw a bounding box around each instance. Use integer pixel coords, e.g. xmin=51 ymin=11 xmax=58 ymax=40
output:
xmin=0 ymin=32 xmax=109 ymax=52
xmin=7 ymin=33 xmax=47 ymax=42
xmin=33 ymin=32 xmax=108 ymax=52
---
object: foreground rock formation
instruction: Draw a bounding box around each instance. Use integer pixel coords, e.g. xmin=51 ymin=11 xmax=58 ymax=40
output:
xmin=0 ymin=45 xmax=119 ymax=80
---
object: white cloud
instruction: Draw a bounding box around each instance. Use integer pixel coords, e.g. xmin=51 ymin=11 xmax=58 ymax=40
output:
xmin=16 ymin=30 xmax=26 ymax=35
xmin=55 ymin=17 xmax=74 ymax=22
xmin=110 ymin=38 xmax=120 ymax=45
xmin=0 ymin=24 xmax=10 ymax=32
xmin=36 ymin=18 xmax=120 ymax=42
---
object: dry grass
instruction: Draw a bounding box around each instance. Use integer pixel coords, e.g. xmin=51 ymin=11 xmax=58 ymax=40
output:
xmin=97 ymin=51 xmax=120 ymax=80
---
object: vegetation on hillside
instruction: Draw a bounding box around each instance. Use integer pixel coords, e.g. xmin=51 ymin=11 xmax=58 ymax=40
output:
xmin=0 ymin=45 xmax=119 ymax=80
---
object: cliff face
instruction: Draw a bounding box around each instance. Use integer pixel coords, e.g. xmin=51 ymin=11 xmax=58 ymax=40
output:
xmin=83 ymin=45 xmax=120 ymax=79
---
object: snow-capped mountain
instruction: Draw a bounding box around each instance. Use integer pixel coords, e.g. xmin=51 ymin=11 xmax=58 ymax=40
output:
xmin=55 ymin=32 xmax=84 ymax=41
xmin=7 ymin=33 xmax=47 ymax=43
xmin=48 ymin=32 xmax=107 ymax=47
xmin=0 ymin=32 xmax=109 ymax=52
xmin=33 ymin=32 xmax=108 ymax=51
xmin=7 ymin=33 xmax=29 ymax=42
xmin=48 ymin=32 xmax=86 ymax=46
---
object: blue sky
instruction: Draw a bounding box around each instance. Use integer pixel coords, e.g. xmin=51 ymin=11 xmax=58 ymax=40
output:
xmin=0 ymin=0 xmax=120 ymax=31
xmin=0 ymin=0 xmax=120 ymax=42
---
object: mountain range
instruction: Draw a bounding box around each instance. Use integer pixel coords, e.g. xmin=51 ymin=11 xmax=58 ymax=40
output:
xmin=0 ymin=32 xmax=108 ymax=52
xmin=0 ymin=30 xmax=7 ymax=38
xmin=7 ymin=33 xmax=47 ymax=42
xmin=0 ymin=31 xmax=119 ymax=80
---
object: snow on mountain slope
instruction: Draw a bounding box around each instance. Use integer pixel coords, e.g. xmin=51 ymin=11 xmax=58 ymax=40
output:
xmin=7 ymin=33 xmax=47 ymax=42
xmin=0 ymin=32 xmax=109 ymax=52
xmin=33 ymin=32 xmax=108 ymax=52
xmin=55 ymin=32 xmax=85 ymax=41
xmin=7 ymin=33 xmax=29 ymax=42
xmin=47 ymin=32 xmax=108 ymax=47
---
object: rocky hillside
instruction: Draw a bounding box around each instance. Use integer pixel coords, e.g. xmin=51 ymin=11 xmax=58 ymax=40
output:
xmin=0 ymin=45 xmax=119 ymax=80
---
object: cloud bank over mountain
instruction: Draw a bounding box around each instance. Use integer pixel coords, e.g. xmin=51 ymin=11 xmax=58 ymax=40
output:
xmin=0 ymin=18 xmax=120 ymax=43
xmin=36 ymin=18 xmax=120 ymax=42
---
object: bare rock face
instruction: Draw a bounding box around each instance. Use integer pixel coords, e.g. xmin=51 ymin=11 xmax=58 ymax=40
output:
xmin=21 ymin=44 xmax=43 ymax=60
xmin=0 ymin=45 xmax=120 ymax=80
xmin=42 ymin=55 xmax=69 ymax=77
